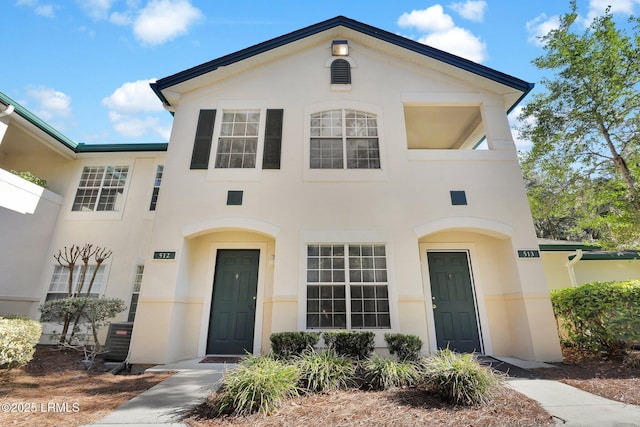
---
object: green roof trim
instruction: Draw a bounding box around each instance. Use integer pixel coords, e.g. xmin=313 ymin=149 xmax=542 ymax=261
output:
xmin=539 ymin=243 xmax=600 ymax=252
xmin=0 ymin=90 xmax=168 ymax=154
xmin=0 ymin=90 xmax=78 ymax=151
xmin=569 ymin=251 xmax=640 ymax=261
xmin=76 ymin=143 xmax=168 ymax=153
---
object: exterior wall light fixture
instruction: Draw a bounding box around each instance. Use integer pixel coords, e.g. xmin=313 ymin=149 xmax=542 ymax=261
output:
xmin=332 ymin=40 xmax=349 ymax=56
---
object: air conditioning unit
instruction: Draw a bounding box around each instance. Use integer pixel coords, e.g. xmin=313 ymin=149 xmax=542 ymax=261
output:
xmin=103 ymin=322 xmax=133 ymax=362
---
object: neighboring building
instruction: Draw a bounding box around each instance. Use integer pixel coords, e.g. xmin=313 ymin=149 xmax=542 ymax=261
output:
xmin=539 ymin=240 xmax=640 ymax=290
xmin=0 ymin=16 xmax=562 ymax=364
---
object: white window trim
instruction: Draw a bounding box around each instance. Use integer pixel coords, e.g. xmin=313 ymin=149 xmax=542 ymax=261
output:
xmin=67 ymin=163 xmax=133 ymax=221
xmin=303 ymin=101 xmax=388 ymax=182
xmin=298 ymin=230 xmax=397 ymax=348
xmin=206 ymin=101 xmax=267 ymax=182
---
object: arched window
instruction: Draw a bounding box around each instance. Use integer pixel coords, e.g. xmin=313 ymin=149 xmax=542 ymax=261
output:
xmin=331 ymin=59 xmax=351 ymax=84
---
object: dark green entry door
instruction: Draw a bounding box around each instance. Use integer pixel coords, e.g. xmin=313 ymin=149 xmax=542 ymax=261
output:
xmin=206 ymin=249 xmax=259 ymax=355
xmin=427 ymin=252 xmax=482 ymax=353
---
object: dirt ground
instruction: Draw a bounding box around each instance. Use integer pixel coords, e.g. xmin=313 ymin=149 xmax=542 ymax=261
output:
xmin=532 ymin=347 xmax=640 ymax=406
xmin=0 ymin=346 xmax=171 ymax=427
xmin=1 ymin=346 xmax=638 ymax=427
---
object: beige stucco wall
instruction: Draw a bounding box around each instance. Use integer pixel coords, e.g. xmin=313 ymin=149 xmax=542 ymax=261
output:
xmin=124 ymin=37 xmax=563 ymax=364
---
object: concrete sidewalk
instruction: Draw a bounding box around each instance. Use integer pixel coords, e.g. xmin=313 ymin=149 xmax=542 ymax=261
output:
xmin=508 ymin=378 xmax=640 ymax=427
xmin=87 ymin=360 xmax=233 ymax=427
xmin=86 ymin=357 xmax=640 ymax=427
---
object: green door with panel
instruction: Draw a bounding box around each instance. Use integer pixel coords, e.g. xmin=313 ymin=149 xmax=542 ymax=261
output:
xmin=206 ymin=249 xmax=259 ymax=355
xmin=427 ymin=251 xmax=482 ymax=353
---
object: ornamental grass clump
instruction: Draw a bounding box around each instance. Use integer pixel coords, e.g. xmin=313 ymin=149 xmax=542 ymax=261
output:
xmin=212 ymin=355 xmax=300 ymax=416
xmin=295 ymin=348 xmax=355 ymax=392
xmin=421 ymin=349 xmax=504 ymax=406
xmin=361 ymin=353 xmax=420 ymax=390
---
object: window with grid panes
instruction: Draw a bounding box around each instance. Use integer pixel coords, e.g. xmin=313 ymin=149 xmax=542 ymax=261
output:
xmin=306 ymin=244 xmax=390 ymax=329
xmin=149 ymin=165 xmax=164 ymax=211
xmin=45 ymin=264 xmax=105 ymax=301
xmin=310 ymin=110 xmax=380 ymax=169
xmin=127 ymin=265 xmax=144 ymax=322
xmin=72 ymin=166 xmax=129 ymax=211
xmin=214 ymin=110 xmax=260 ymax=168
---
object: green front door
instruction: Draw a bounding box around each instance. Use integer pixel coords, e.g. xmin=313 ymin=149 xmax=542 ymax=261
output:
xmin=206 ymin=249 xmax=259 ymax=355
xmin=427 ymin=252 xmax=482 ymax=353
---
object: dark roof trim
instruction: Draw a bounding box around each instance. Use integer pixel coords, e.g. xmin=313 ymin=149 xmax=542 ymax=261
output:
xmin=76 ymin=143 xmax=168 ymax=153
xmin=1 ymin=90 xmax=168 ymax=154
xmin=151 ymin=15 xmax=534 ymax=107
xmin=568 ymin=251 xmax=640 ymax=261
xmin=539 ymin=243 xmax=601 ymax=252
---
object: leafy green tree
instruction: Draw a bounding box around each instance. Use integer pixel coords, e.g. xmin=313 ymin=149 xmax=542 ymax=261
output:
xmin=519 ymin=1 xmax=640 ymax=248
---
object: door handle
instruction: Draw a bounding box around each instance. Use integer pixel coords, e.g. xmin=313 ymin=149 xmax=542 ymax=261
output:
xmin=432 ymin=304 xmax=437 ymax=310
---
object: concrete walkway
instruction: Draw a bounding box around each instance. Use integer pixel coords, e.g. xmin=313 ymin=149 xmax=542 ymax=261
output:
xmin=87 ymin=360 xmax=232 ymax=427
xmin=86 ymin=357 xmax=640 ymax=427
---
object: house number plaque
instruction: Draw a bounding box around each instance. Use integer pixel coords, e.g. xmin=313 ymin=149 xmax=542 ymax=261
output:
xmin=153 ymin=251 xmax=176 ymax=260
xmin=517 ymin=250 xmax=540 ymax=259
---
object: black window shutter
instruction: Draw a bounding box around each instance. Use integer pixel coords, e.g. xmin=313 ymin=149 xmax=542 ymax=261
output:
xmin=331 ymin=59 xmax=351 ymax=84
xmin=262 ymin=109 xmax=284 ymax=169
xmin=190 ymin=109 xmax=216 ymax=169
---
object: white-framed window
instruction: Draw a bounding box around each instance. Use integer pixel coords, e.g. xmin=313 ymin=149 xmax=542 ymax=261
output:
xmin=214 ymin=110 xmax=260 ymax=168
xmin=45 ymin=264 xmax=106 ymax=301
xmin=149 ymin=165 xmax=164 ymax=211
xmin=306 ymin=244 xmax=390 ymax=329
xmin=310 ymin=109 xmax=380 ymax=169
xmin=72 ymin=166 xmax=129 ymax=212
xmin=127 ymin=265 xmax=144 ymax=322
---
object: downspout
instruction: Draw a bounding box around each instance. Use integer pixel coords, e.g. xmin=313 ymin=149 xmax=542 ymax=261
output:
xmin=0 ymin=104 xmax=15 ymax=146
xmin=566 ymin=249 xmax=583 ymax=287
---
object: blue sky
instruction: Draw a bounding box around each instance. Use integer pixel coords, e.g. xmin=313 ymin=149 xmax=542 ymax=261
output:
xmin=3 ymin=0 xmax=640 ymax=147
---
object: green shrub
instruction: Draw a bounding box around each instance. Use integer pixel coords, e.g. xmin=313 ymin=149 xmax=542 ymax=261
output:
xmin=10 ymin=170 xmax=47 ymax=188
xmin=384 ymin=333 xmax=423 ymax=361
xmin=270 ymin=332 xmax=320 ymax=360
xmin=0 ymin=316 xmax=42 ymax=371
xmin=212 ymin=355 xmax=300 ymax=416
xmin=322 ymin=331 xmax=375 ymax=360
xmin=361 ymin=354 xmax=420 ymax=390
xmin=550 ymin=280 xmax=640 ymax=355
xmin=295 ymin=348 xmax=355 ymax=392
xmin=420 ymin=349 xmax=503 ymax=406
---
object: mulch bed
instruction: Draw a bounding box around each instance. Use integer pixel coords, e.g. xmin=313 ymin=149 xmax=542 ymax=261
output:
xmin=0 ymin=346 xmax=172 ymax=427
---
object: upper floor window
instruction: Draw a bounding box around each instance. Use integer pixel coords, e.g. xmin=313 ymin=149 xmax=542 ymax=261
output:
xmin=72 ymin=166 xmax=129 ymax=212
xmin=214 ymin=110 xmax=260 ymax=168
xmin=310 ymin=110 xmax=380 ymax=169
xmin=149 ymin=165 xmax=164 ymax=211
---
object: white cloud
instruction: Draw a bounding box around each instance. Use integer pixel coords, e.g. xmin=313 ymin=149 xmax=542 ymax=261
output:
xmin=102 ymin=79 xmax=170 ymax=140
xmin=16 ymin=0 xmax=55 ymax=17
xmin=584 ymin=0 xmax=640 ymax=23
xmin=418 ymin=27 xmax=486 ymax=63
xmin=76 ymin=0 xmax=116 ymax=20
xmin=526 ymin=14 xmax=560 ymax=46
xmin=102 ymin=79 xmax=163 ymax=114
xmin=133 ymin=0 xmax=203 ymax=46
xmin=26 ymin=86 xmax=72 ymax=121
xmin=398 ymin=4 xmax=487 ymax=62
xmin=398 ymin=5 xmax=454 ymax=32
xmin=449 ymin=0 xmax=487 ymax=22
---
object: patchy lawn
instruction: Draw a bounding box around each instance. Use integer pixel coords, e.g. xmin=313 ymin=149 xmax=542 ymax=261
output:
xmin=0 ymin=346 xmax=172 ymax=427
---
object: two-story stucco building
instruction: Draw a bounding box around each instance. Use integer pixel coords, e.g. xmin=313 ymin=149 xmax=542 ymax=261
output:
xmin=0 ymin=16 xmax=562 ymax=364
